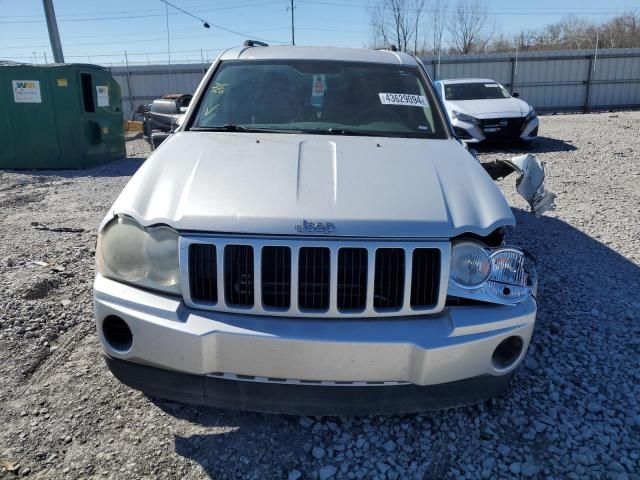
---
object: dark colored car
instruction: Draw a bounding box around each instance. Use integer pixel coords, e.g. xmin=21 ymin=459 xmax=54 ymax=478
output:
xmin=142 ymin=94 xmax=192 ymax=139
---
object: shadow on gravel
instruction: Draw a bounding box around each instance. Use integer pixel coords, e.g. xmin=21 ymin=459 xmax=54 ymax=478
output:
xmin=509 ymin=208 xmax=639 ymax=318
xmin=154 ymin=209 xmax=639 ymax=479
xmin=474 ymin=136 xmax=577 ymax=155
xmin=125 ymin=131 xmax=144 ymax=141
xmin=154 ymin=400 xmax=305 ymax=478
xmin=0 ymin=157 xmax=145 ymax=178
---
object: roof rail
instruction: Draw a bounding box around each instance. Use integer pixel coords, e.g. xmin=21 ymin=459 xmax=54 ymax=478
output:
xmin=243 ymin=40 xmax=269 ymax=47
xmin=374 ymin=45 xmax=399 ymax=52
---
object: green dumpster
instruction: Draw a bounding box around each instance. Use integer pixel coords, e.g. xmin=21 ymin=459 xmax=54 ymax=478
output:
xmin=0 ymin=62 xmax=126 ymax=169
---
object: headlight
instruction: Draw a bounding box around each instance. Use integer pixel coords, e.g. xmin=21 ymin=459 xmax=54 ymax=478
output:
xmin=97 ymin=215 xmax=181 ymax=294
xmin=452 ymin=110 xmax=479 ymax=125
xmin=487 ymin=248 xmax=532 ymax=303
xmin=449 ymin=241 xmax=533 ymax=305
xmin=525 ymin=107 xmax=537 ymax=122
xmin=450 ymin=241 xmax=492 ymax=287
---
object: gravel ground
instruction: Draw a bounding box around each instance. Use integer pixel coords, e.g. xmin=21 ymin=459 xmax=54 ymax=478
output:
xmin=1 ymin=114 xmax=639 ymax=480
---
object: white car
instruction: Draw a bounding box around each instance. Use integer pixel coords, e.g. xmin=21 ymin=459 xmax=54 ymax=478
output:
xmin=433 ymin=78 xmax=539 ymax=143
xmin=94 ymin=44 xmax=547 ymax=415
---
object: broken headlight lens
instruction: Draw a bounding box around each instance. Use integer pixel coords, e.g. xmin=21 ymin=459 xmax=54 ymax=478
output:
xmin=97 ymin=215 xmax=181 ymax=294
xmin=487 ymin=248 xmax=531 ymax=303
xmin=449 ymin=241 xmax=533 ymax=305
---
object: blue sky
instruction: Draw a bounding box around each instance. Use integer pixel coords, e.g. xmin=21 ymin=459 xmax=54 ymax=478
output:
xmin=1 ymin=0 xmax=638 ymax=66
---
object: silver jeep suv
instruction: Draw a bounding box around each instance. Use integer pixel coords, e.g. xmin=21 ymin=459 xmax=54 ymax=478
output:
xmin=94 ymin=44 xmax=540 ymax=415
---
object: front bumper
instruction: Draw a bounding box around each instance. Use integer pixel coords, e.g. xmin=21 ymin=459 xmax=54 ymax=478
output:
xmin=94 ymin=274 xmax=536 ymax=414
xmin=105 ymin=355 xmax=515 ymax=415
xmin=453 ymin=116 xmax=539 ymax=143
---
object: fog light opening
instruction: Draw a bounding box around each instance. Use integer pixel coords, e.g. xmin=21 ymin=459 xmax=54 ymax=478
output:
xmin=102 ymin=315 xmax=133 ymax=352
xmin=492 ymin=336 xmax=524 ymax=370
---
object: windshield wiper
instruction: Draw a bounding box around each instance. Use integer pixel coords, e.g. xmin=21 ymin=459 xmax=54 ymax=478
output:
xmin=304 ymin=128 xmax=426 ymax=138
xmin=298 ymin=128 xmax=377 ymax=137
xmin=328 ymin=128 xmax=372 ymax=136
xmin=190 ymin=124 xmax=299 ymax=134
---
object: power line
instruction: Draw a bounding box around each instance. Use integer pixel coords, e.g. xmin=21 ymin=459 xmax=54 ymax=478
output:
xmin=0 ymin=48 xmax=227 ymax=60
xmin=156 ymin=0 xmax=282 ymax=43
xmin=2 ymin=22 xmax=282 ymax=41
xmin=3 ymin=1 xmax=633 ymax=19
xmin=0 ymin=33 xmax=237 ymax=50
xmin=0 ymin=1 xmax=283 ymax=24
xmin=2 ymin=0 xmax=268 ymax=18
xmin=0 ymin=2 xmax=631 ymax=25
xmin=295 ymin=0 xmax=633 ymax=16
xmin=160 ymin=0 xmax=211 ymax=28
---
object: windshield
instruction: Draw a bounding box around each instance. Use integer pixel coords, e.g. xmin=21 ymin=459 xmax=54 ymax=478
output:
xmin=190 ymin=60 xmax=447 ymax=138
xmin=444 ymin=82 xmax=510 ymax=101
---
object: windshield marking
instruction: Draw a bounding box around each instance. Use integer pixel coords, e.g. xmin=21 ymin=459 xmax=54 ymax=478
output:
xmin=379 ymin=93 xmax=428 ymax=107
xmin=211 ymin=82 xmax=228 ymax=94
xmin=204 ymin=104 xmax=219 ymax=116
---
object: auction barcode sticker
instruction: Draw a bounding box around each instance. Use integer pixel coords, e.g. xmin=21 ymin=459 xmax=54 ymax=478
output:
xmin=379 ymin=93 xmax=427 ymax=107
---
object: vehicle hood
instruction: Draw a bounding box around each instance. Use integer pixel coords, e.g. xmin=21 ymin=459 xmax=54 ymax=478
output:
xmin=109 ymin=132 xmax=514 ymax=238
xmin=446 ymin=97 xmax=529 ymax=118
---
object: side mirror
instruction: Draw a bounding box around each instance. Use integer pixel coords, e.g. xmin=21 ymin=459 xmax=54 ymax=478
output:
xmin=179 ymin=106 xmax=188 ymax=113
xmin=512 ymin=92 xmax=520 ymax=98
xmin=150 ymin=131 xmax=171 ymax=150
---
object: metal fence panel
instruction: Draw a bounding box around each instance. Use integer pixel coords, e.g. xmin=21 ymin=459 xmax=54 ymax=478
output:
xmin=423 ymin=47 xmax=640 ymax=112
xmin=110 ymin=48 xmax=640 ymax=118
xmin=111 ymin=64 xmax=208 ymax=118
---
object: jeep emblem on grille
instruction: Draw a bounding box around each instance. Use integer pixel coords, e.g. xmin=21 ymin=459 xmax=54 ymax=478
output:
xmin=295 ymin=220 xmax=336 ymax=234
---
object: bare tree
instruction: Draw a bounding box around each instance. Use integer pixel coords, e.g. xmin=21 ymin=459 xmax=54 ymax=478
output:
xmin=481 ymin=10 xmax=639 ymax=54
xmin=446 ymin=0 xmax=492 ymax=54
xmin=490 ymin=33 xmax=513 ymax=53
xmin=513 ymin=30 xmax=538 ymax=51
xmin=370 ymin=0 xmax=426 ymax=53
xmin=600 ymin=11 xmax=640 ymax=48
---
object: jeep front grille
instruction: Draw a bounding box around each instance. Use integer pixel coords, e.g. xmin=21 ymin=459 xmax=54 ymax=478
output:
xmin=374 ymin=248 xmax=405 ymax=309
xmin=181 ymin=236 xmax=449 ymax=318
xmin=410 ymin=248 xmax=441 ymax=307
xmin=224 ymin=245 xmax=254 ymax=306
xmin=189 ymin=243 xmax=217 ymax=303
xmin=261 ymin=246 xmax=291 ymax=308
xmin=298 ymin=247 xmax=331 ymax=310
xmin=337 ymin=248 xmax=367 ymax=311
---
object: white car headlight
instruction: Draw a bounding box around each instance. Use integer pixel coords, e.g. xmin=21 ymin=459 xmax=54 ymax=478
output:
xmin=449 ymin=240 xmax=533 ymax=305
xmin=451 ymin=110 xmax=479 ymax=125
xmin=97 ymin=215 xmax=181 ymax=294
xmin=525 ymin=107 xmax=537 ymax=122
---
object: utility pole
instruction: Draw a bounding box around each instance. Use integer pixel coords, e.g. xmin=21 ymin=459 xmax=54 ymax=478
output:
xmin=165 ymin=0 xmax=172 ymax=92
xmin=42 ymin=0 xmax=64 ymax=63
xmin=290 ymin=0 xmax=295 ymax=45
